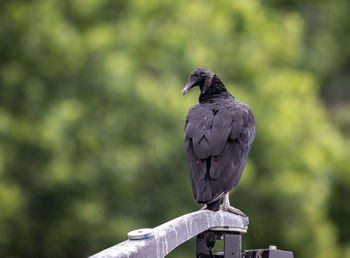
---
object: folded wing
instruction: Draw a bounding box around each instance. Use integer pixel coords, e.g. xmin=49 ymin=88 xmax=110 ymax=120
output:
xmin=184 ymin=102 xmax=255 ymax=203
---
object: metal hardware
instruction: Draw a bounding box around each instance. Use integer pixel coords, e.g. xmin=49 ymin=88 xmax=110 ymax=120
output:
xmin=196 ymin=230 xmax=293 ymax=258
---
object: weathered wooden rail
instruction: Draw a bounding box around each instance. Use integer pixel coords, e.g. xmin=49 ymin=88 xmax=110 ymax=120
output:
xmin=89 ymin=210 xmax=248 ymax=258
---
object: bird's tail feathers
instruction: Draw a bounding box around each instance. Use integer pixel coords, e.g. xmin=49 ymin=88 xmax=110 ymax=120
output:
xmin=206 ymin=199 xmax=221 ymax=211
xmin=206 ymin=192 xmax=224 ymax=211
xmin=207 ymin=192 xmax=225 ymax=204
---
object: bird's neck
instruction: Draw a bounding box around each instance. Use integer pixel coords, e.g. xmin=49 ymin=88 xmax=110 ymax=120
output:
xmin=199 ymin=75 xmax=231 ymax=103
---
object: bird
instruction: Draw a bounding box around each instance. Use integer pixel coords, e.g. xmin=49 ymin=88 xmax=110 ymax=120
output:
xmin=182 ymin=66 xmax=255 ymax=216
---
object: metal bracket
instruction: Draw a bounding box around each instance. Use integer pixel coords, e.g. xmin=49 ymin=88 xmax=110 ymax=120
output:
xmin=196 ymin=230 xmax=241 ymax=258
xmin=196 ymin=230 xmax=293 ymax=258
xmin=242 ymin=249 xmax=294 ymax=258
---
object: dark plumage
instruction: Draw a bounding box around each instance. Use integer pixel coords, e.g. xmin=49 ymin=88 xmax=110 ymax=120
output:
xmin=182 ymin=67 xmax=255 ymax=212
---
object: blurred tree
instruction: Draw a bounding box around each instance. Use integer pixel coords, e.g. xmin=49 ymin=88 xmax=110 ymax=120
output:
xmin=0 ymin=0 xmax=348 ymax=258
xmin=262 ymin=1 xmax=350 ymax=257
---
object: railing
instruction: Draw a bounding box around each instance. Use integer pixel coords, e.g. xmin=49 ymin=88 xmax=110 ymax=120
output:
xmin=89 ymin=210 xmax=293 ymax=258
xmin=89 ymin=210 xmax=247 ymax=258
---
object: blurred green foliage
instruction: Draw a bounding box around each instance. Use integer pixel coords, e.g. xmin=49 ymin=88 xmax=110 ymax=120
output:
xmin=0 ymin=0 xmax=349 ymax=257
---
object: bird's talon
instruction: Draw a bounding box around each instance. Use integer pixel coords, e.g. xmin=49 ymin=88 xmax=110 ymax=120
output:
xmin=220 ymin=204 xmax=247 ymax=217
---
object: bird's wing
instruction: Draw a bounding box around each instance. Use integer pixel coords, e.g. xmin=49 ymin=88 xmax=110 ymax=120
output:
xmin=210 ymin=107 xmax=235 ymax=156
xmin=237 ymin=109 xmax=255 ymax=147
xmin=184 ymin=138 xmax=207 ymax=200
xmin=185 ymin=103 xmax=255 ymax=200
xmin=209 ymin=105 xmax=255 ymax=185
xmin=185 ymin=105 xmax=215 ymax=200
xmin=185 ymin=105 xmax=214 ymax=160
xmin=208 ymin=106 xmax=243 ymax=179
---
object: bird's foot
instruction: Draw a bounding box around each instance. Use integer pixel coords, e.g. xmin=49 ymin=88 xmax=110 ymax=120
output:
xmin=220 ymin=204 xmax=247 ymax=217
xmin=200 ymin=204 xmax=207 ymax=210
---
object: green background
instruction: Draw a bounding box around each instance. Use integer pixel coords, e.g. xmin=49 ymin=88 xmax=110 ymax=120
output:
xmin=1 ymin=0 xmax=350 ymax=257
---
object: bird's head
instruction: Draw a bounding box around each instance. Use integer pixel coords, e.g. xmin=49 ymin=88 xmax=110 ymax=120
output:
xmin=182 ymin=66 xmax=215 ymax=96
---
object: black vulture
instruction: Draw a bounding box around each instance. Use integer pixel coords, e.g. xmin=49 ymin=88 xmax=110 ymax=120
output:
xmin=182 ymin=67 xmax=255 ymax=215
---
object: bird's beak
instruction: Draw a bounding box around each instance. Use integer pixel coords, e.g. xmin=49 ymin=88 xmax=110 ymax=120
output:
xmin=181 ymin=81 xmax=195 ymax=96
